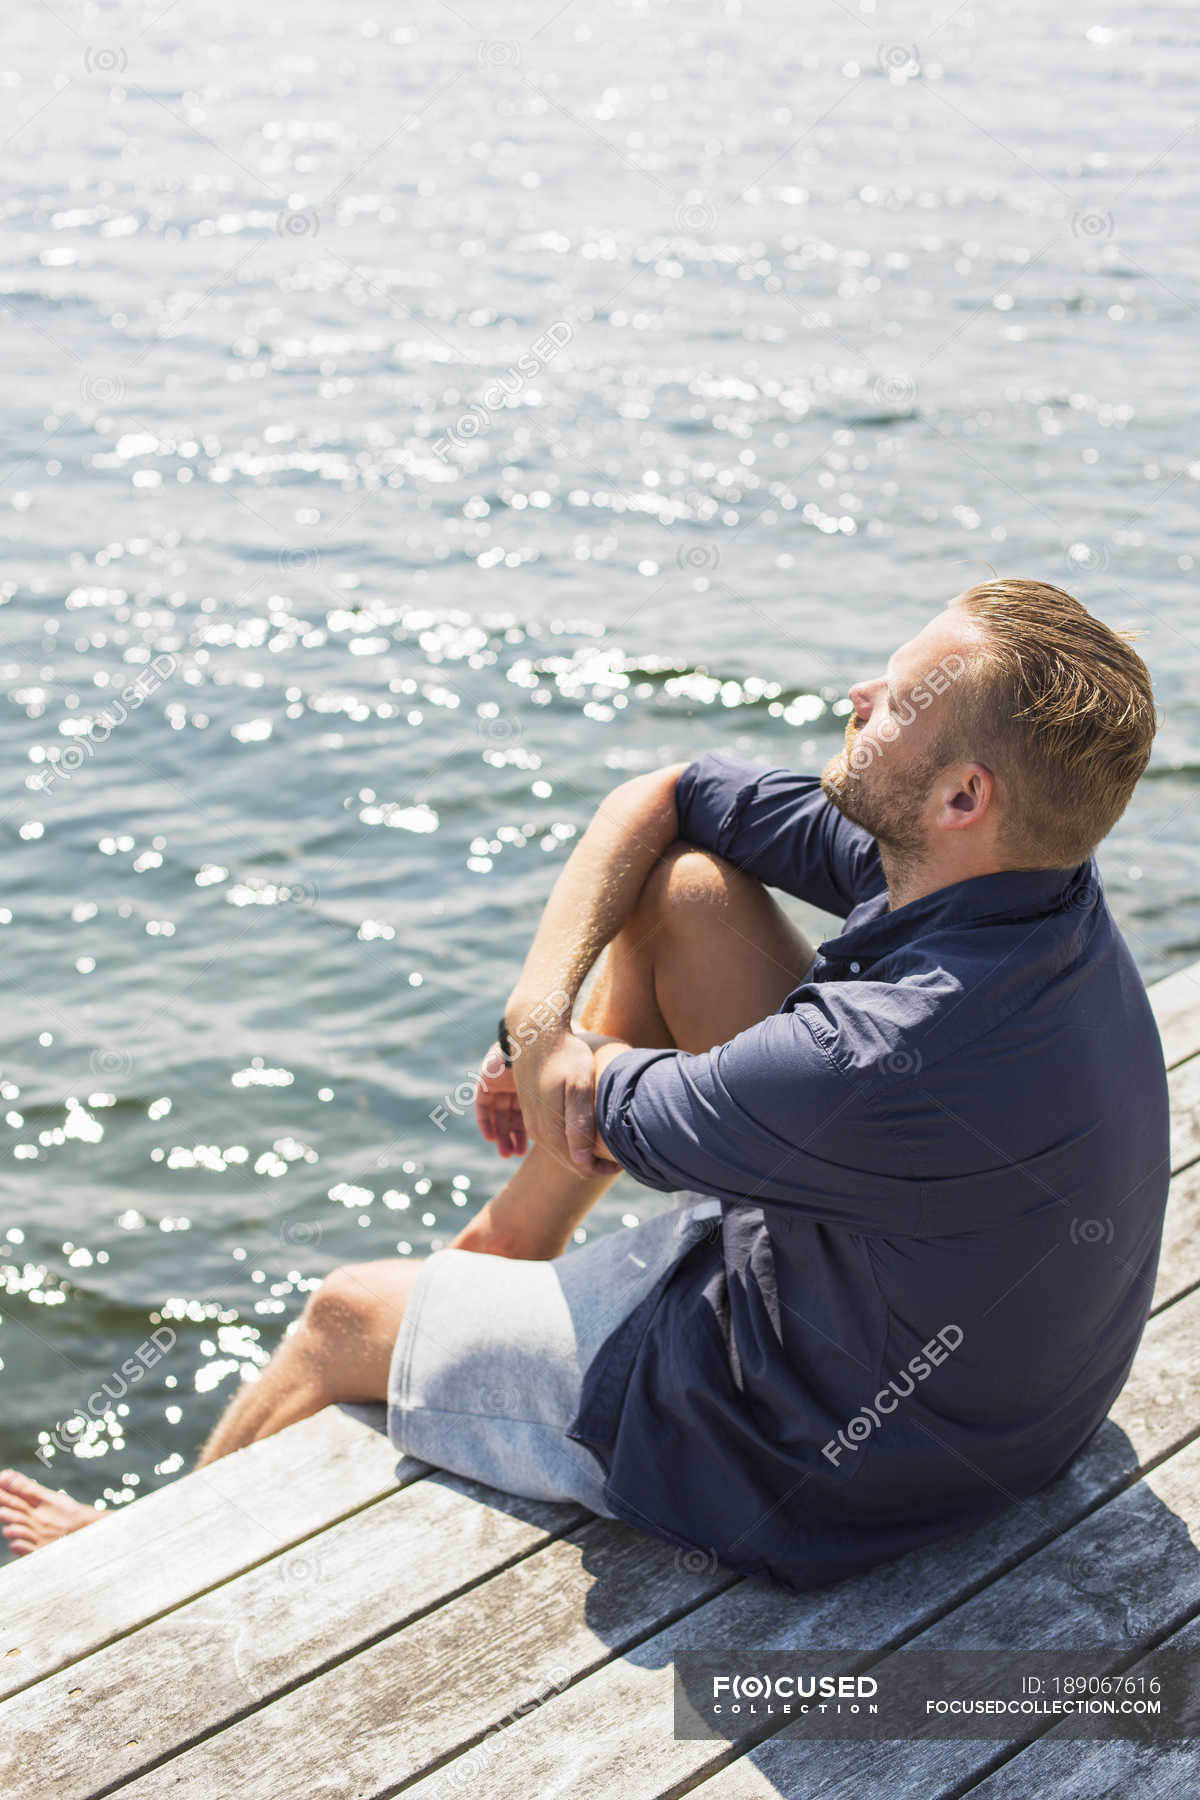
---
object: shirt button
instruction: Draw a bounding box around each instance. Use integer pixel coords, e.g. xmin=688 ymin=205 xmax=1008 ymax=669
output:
xmin=849 ymin=961 xmax=861 ymax=974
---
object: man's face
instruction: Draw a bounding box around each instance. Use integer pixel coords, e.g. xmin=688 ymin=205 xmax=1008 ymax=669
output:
xmin=820 ymin=607 xmax=981 ymax=857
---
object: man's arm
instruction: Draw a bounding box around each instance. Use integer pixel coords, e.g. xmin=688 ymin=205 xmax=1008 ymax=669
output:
xmin=590 ymin=1011 xmax=925 ymax=1234
xmin=505 ymin=762 xmax=689 ymax=1173
xmin=672 ymin=750 xmax=883 ymax=914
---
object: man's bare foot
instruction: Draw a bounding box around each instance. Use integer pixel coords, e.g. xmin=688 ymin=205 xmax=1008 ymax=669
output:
xmin=0 ymin=1469 xmax=101 ymax=1556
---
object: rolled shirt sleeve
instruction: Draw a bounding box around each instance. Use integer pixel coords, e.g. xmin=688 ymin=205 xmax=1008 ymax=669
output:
xmin=674 ymin=750 xmax=883 ymax=916
xmin=594 ymin=1008 xmax=925 ymax=1235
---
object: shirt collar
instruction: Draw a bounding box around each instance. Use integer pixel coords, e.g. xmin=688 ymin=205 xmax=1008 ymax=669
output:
xmin=819 ymin=859 xmax=1097 ymax=969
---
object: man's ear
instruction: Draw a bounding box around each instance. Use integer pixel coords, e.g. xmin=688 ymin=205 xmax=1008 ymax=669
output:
xmin=938 ymin=763 xmax=993 ymax=831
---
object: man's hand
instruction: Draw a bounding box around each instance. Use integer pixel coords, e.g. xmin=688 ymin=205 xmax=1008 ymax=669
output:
xmin=512 ymin=1029 xmax=619 ymax=1177
xmin=474 ymin=1044 xmax=527 ymax=1159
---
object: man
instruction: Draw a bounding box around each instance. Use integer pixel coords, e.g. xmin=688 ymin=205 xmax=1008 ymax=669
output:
xmin=1 ymin=578 xmax=1168 ymax=1594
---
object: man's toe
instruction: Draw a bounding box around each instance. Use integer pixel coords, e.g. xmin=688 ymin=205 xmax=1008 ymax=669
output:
xmin=0 ymin=1469 xmax=43 ymax=1499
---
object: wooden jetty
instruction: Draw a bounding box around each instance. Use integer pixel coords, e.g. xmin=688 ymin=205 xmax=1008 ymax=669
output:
xmin=4 ymin=960 xmax=1200 ymax=1797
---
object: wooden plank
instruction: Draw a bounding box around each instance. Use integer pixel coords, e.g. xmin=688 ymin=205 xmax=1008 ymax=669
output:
xmin=685 ymin=1456 xmax=1200 ymax=1800
xmin=71 ymin=1518 xmax=736 ymax=1800
xmin=395 ymin=1433 xmax=1200 ymax=1800
xmin=0 ymin=1471 xmax=588 ymax=1800
xmin=1169 ymin=1055 xmax=1200 ymax=1173
xmin=74 ymin=1281 xmax=1200 ymax=1800
xmin=956 ymin=1613 xmax=1200 ymax=1799
xmin=1149 ymin=956 xmax=1200 ymax=1069
xmin=963 ymin=1733 xmax=1200 ymax=1800
xmin=0 ymin=1405 xmax=418 ymax=1700
xmin=1152 ymin=1160 xmax=1200 ymax=1313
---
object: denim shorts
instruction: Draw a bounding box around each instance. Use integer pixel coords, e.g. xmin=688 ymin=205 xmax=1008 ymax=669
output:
xmin=386 ymin=1191 xmax=721 ymax=1516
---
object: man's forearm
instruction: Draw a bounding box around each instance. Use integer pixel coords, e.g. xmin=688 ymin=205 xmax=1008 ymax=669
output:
xmin=505 ymin=762 xmax=689 ymax=1033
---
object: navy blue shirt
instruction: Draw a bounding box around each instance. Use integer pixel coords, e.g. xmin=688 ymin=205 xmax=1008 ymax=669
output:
xmin=571 ymin=751 xmax=1170 ymax=1591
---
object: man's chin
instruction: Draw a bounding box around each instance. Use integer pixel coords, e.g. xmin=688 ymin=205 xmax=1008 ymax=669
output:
xmin=821 ymin=755 xmax=858 ymax=818
xmin=823 ymin=760 xmax=882 ymax=840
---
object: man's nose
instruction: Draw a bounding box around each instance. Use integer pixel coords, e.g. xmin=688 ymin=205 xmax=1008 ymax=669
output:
xmin=848 ymin=679 xmax=880 ymax=718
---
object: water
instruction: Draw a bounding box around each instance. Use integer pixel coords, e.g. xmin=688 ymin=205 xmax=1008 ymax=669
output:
xmin=2 ymin=0 xmax=1199 ymax=1526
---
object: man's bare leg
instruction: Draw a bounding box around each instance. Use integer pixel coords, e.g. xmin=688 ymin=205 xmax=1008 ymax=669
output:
xmin=449 ymin=842 xmax=815 ymax=1260
xmin=194 ymin=1258 xmax=423 ymax=1467
xmin=0 ymin=1258 xmax=424 ymax=1553
xmin=0 ymin=842 xmax=814 ymax=1553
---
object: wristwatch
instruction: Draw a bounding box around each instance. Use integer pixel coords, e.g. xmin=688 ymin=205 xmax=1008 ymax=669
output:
xmin=497 ymin=1015 xmax=515 ymax=1067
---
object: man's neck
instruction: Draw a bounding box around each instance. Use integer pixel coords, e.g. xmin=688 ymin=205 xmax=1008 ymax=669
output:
xmin=879 ymin=846 xmax=1007 ymax=913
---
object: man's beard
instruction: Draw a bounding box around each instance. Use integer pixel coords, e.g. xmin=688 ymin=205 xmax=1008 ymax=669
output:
xmin=821 ymin=716 xmax=938 ymax=874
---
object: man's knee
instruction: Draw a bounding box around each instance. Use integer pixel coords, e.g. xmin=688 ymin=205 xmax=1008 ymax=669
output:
xmin=302 ymin=1264 xmax=377 ymax=1341
xmin=637 ymin=840 xmax=749 ymax=920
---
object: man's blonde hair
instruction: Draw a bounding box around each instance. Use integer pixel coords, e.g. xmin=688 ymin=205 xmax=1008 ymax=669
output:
xmin=948 ymin=579 xmax=1157 ymax=867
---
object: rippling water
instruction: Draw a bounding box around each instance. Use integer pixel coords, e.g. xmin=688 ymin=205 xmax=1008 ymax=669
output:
xmin=2 ymin=0 xmax=1199 ymax=1527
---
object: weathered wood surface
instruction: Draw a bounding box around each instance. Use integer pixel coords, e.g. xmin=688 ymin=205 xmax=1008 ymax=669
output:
xmin=0 ymin=1405 xmax=416 ymax=1700
xmin=1151 ymin=1159 xmax=1200 ymax=1311
xmin=20 ymin=1262 xmax=1200 ymax=1800
xmin=950 ymin=1615 xmax=1200 ymax=1800
xmin=1168 ymin=1055 xmax=1200 ymax=1173
xmin=184 ymin=1286 xmax=1200 ymax=1800
xmin=684 ymin=1446 xmax=1200 ymax=1800
xmin=397 ymin=1435 xmax=1200 ymax=1800
xmin=79 ymin=1521 xmax=737 ymax=1800
xmin=0 ymin=1473 xmax=588 ymax=1798
xmin=1147 ymin=955 xmax=1200 ymax=1069
xmin=0 ymin=956 xmax=1197 ymax=1799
